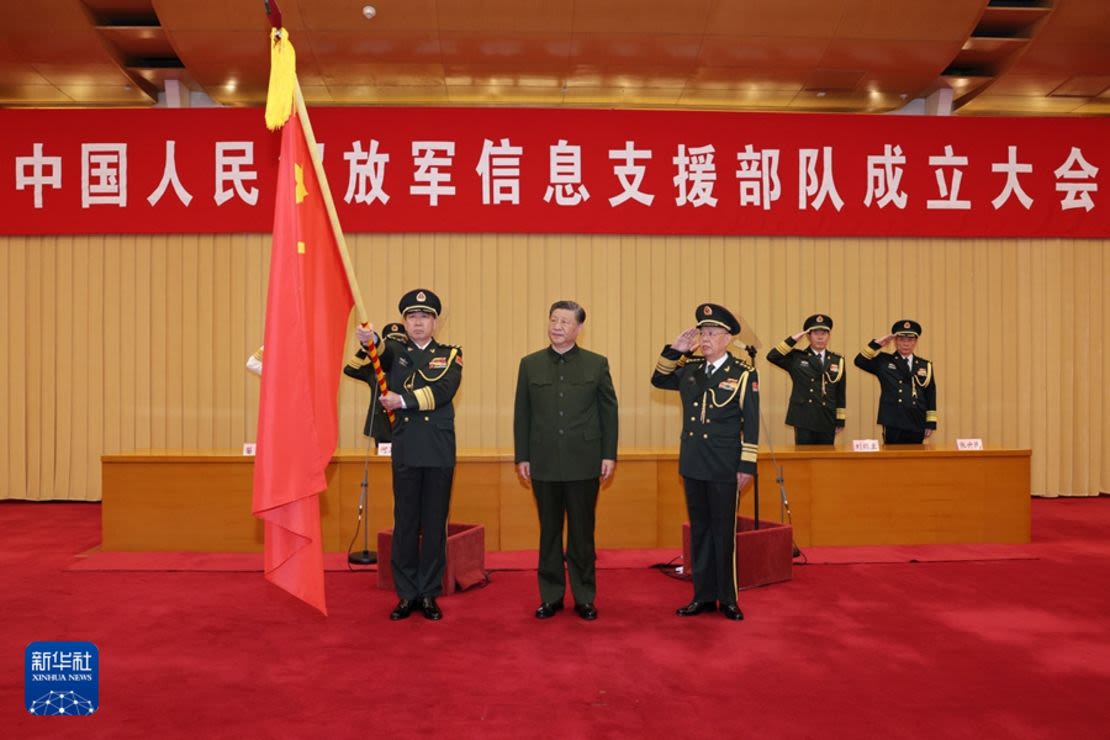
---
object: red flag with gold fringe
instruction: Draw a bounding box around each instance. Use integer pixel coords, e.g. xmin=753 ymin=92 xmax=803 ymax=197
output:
xmin=251 ymin=105 xmax=354 ymax=615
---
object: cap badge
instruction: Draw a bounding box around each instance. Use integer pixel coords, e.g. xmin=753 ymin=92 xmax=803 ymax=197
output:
xmin=703 ymin=306 xmax=712 ymax=316
xmin=903 ymin=321 xmax=911 ymax=329
xmin=816 ymin=315 xmax=824 ymax=323
xmin=416 ymin=291 xmax=427 ymax=302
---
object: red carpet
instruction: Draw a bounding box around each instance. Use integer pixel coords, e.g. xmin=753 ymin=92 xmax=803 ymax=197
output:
xmin=3 ymin=499 xmax=1110 ymax=738
xmin=67 ymin=547 xmax=679 ymax=573
xmin=796 ymin=542 xmax=1039 ymax=564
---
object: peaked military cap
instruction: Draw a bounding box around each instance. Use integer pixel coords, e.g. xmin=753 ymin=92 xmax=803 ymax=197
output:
xmin=399 ymin=288 xmax=441 ymax=317
xmin=695 ymin=303 xmax=741 ymax=335
xmin=804 ymin=314 xmax=833 ymax=332
xmin=382 ymin=322 xmax=408 ymax=341
xmin=892 ymin=319 xmax=922 ymax=337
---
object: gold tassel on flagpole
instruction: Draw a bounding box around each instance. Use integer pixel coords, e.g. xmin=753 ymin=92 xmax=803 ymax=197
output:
xmin=265 ymin=27 xmax=296 ymax=130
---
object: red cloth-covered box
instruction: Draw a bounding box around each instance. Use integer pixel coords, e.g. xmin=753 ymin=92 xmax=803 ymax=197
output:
xmin=377 ymin=523 xmax=486 ymax=596
xmin=682 ymin=517 xmax=793 ymax=589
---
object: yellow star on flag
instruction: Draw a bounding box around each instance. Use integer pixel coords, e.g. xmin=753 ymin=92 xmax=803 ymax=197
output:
xmin=294 ymin=163 xmax=308 ymax=204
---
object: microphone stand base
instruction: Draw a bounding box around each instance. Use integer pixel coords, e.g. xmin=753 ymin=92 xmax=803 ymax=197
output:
xmin=348 ymin=550 xmax=377 ymax=565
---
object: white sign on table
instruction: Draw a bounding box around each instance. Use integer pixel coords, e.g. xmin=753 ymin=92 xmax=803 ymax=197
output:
xmin=852 ymin=439 xmax=881 ymax=452
xmin=956 ymin=438 xmax=984 ymax=451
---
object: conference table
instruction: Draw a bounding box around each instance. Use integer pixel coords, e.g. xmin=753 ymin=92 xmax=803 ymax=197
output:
xmin=101 ymin=445 xmax=1030 ymax=552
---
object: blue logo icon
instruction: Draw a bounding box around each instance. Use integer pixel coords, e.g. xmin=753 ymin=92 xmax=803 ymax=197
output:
xmin=25 ymin=641 xmax=99 ymax=716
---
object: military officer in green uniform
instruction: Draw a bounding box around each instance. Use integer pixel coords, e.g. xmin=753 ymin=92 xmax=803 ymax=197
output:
xmin=344 ymin=322 xmax=407 ymax=443
xmin=514 ymin=300 xmax=618 ymax=621
xmin=651 ymin=303 xmax=758 ymax=621
xmin=358 ymin=290 xmax=462 ymax=621
xmin=854 ymin=319 xmax=937 ymax=444
xmin=766 ymin=313 xmax=846 ymax=445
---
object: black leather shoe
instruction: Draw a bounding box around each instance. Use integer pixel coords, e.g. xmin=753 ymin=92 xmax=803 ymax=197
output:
xmin=720 ymin=603 xmax=745 ymax=621
xmin=535 ymin=601 xmax=564 ymax=619
xmin=420 ymin=597 xmax=442 ymax=621
xmin=675 ymin=601 xmax=716 ymax=617
xmin=574 ymin=603 xmax=598 ymax=621
xmin=390 ymin=599 xmax=415 ymax=621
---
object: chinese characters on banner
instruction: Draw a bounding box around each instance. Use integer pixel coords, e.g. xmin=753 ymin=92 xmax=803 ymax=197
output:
xmin=1 ymin=107 xmax=1105 ymax=237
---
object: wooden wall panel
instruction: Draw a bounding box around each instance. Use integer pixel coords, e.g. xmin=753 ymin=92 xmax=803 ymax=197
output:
xmin=1 ymin=234 xmax=1108 ymax=501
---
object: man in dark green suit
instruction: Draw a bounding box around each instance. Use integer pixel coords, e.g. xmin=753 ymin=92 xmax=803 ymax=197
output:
xmin=514 ymin=300 xmax=618 ymax=621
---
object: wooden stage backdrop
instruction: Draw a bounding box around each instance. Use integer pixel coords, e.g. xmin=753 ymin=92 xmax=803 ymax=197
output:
xmin=101 ymin=447 xmax=1031 ymax=552
xmin=3 ymin=233 xmax=1107 ymax=502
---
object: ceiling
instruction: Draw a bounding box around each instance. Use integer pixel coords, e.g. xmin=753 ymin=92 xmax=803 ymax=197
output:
xmin=1 ymin=0 xmax=1108 ymax=114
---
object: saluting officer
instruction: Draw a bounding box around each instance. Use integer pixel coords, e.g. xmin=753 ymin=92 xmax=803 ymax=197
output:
xmin=344 ymin=322 xmax=408 ymax=443
xmin=358 ymin=289 xmax=463 ymax=621
xmin=854 ymin=319 xmax=937 ymax=444
xmin=766 ymin=314 xmax=846 ymax=445
xmin=651 ymin=303 xmax=759 ymax=622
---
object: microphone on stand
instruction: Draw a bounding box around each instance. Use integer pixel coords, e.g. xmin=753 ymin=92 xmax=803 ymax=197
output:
xmin=348 ymin=468 xmax=376 ymax=565
xmin=736 ymin=322 xmax=802 ymax=559
xmin=348 ymin=391 xmax=381 ymax=566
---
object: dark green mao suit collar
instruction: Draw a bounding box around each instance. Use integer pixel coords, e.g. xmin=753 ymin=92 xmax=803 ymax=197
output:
xmin=546 ymin=344 xmax=581 ymax=362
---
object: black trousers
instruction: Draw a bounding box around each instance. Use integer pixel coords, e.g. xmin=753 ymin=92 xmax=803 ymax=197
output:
xmin=533 ymin=478 xmax=600 ymax=605
xmin=682 ymin=477 xmax=739 ymax=605
xmin=883 ymin=426 xmax=925 ymax=444
xmin=794 ymin=426 xmax=836 ymax=445
xmin=390 ymin=463 xmax=454 ymax=599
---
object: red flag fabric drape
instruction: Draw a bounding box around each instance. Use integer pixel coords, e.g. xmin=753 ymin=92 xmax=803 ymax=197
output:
xmin=252 ymin=112 xmax=354 ymax=614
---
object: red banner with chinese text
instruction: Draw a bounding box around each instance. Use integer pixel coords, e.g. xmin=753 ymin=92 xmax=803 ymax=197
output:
xmin=1 ymin=107 xmax=1105 ymax=237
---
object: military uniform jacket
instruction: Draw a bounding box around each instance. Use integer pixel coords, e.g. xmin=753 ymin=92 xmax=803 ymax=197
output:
xmin=344 ymin=346 xmax=394 ymax=442
xmin=379 ymin=337 xmax=463 ymax=467
xmin=853 ymin=342 xmax=937 ymax=432
xmin=651 ymin=346 xmax=759 ymax=480
xmin=513 ymin=345 xmax=619 ymax=482
xmin=766 ymin=337 xmax=846 ymax=433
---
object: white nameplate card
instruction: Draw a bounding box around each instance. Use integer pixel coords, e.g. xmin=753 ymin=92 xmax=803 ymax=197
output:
xmin=852 ymin=439 xmax=881 ymax=452
xmin=956 ymin=438 xmax=984 ymax=451
xmin=242 ymin=442 xmax=256 ymax=456
xmin=377 ymin=443 xmax=392 ymax=457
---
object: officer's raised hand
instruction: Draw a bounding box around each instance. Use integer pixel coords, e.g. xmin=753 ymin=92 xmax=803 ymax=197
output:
xmin=356 ymin=323 xmax=376 ymax=347
xmin=671 ymin=327 xmax=699 ymax=353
